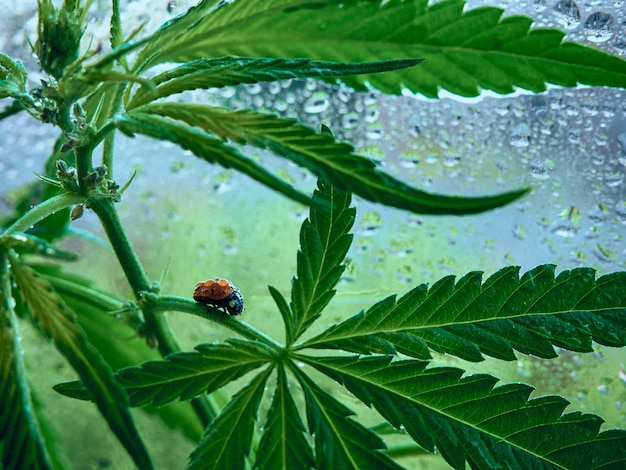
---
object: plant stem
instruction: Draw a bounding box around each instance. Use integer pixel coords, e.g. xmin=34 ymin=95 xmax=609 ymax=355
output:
xmin=155 ymin=295 xmax=284 ymax=350
xmin=102 ymin=84 xmax=127 ymax=176
xmin=87 ymin=196 xmax=218 ymax=423
xmin=0 ymin=193 xmax=85 ymax=240
xmin=90 ymin=120 xmax=117 ymax=150
xmin=56 ymin=100 xmax=74 ymax=135
xmin=74 ymin=145 xmax=93 ymax=194
xmin=44 ymin=274 xmax=125 ymax=311
xmin=86 ymin=196 xmax=151 ymax=293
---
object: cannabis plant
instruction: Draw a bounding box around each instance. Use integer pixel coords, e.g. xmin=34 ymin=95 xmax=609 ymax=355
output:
xmin=1 ymin=1 xmax=625 ymax=469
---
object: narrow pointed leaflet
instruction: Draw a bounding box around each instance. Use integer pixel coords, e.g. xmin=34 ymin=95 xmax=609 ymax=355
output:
xmin=301 ymin=265 xmax=626 ymax=362
xmin=300 ymin=354 xmax=626 ymax=469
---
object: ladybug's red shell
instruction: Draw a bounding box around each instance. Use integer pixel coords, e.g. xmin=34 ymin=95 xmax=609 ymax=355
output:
xmin=193 ymin=278 xmax=244 ymax=315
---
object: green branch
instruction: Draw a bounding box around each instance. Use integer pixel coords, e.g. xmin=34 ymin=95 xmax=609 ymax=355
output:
xmin=0 ymin=192 xmax=85 ymax=240
xmin=74 ymin=146 xmax=93 ymax=194
xmin=86 ymin=196 xmax=218 ymax=424
xmin=155 ymin=295 xmax=283 ymax=350
xmin=86 ymin=196 xmax=150 ymax=293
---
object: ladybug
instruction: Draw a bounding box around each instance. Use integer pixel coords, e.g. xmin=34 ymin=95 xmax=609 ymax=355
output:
xmin=193 ymin=278 xmax=244 ymax=316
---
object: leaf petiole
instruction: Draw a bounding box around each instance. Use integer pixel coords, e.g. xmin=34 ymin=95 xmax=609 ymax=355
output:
xmin=154 ymin=295 xmax=284 ymax=351
xmin=0 ymin=192 xmax=85 ymax=241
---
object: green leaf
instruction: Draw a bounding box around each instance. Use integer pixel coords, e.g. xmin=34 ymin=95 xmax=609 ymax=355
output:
xmin=0 ymin=53 xmax=27 ymax=99
xmin=0 ymin=250 xmax=53 ymax=470
xmin=127 ymin=56 xmax=421 ymax=108
xmin=290 ymin=179 xmax=354 ymax=342
xmin=187 ymin=367 xmax=273 ymax=470
xmin=110 ymin=0 xmax=123 ymax=50
xmin=33 ymin=264 xmax=205 ymax=442
xmin=290 ymin=361 xmax=402 ymax=470
xmin=254 ymin=366 xmax=314 ymax=470
xmin=54 ymin=339 xmax=273 ymax=407
xmin=8 ymin=254 xmax=153 ymax=470
xmin=0 ymin=100 xmax=24 ymax=122
xmin=132 ymin=0 xmax=223 ymax=73
xmin=301 ymin=265 xmax=626 ymax=362
xmin=138 ymin=102 xmax=528 ymax=214
xmin=82 ymin=81 xmax=124 ymax=130
xmin=131 ymin=0 xmax=626 ymax=97
xmin=115 ymin=112 xmax=314 ymax=206
xmin=302 ymin=354 xmax=626 ymax=469
xmin=268 ymin=285 xmax=294 ymax=344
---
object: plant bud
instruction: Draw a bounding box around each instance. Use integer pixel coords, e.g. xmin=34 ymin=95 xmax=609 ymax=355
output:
xmin=35 ymin=0 xmax=86 ymax=79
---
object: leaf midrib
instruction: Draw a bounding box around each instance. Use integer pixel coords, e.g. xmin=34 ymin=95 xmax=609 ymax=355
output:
xmin=297 ymin=189 xmax=337 ymax=334
xmin=121 ymin=358 xmax=263 ymax=392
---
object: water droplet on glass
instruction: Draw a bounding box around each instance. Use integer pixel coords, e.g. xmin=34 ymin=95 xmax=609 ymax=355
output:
xmin=509 ymin=123 xmax=531 ymax=148
xmin=591 ymin=154 xmax=606 ymax=165
xmin=304 ymin=92 xmax=330 ymax=114
xmin=614 ymin=200 xmax=626 ymax=224
xmin=513 ymin=225 xmax=526 ymax=240
xmin=407 ymin=115 xmax=421 ymax=137
xmin=365 ymin=124 xmax=383 ymax=140
xmin=337 ymin=88 xmax=351 ymax=103
xmin=529 ymin=158 xmax=555 ymax=179
xmin=359 ymin=211 xmax=382 ymax=236
xmin=425 ymin=154 xmax=440 ymax=164
xmin=605 ymin=171 xmax=624 ymax=187
xmin=443 ymin=150 xmax=460 ymax=168
xmin=364 ymin=106 xmax=379 ymax=124
xmin=583 ymin=11 xmax=614 ymax=43
xmin=275 ymin=99 xmax=288 ymax=112
xmin=594 ymin=132 xmax=608 ymax=147
xmin=588 ymin=204 xmax=609 ymax=222
xmin=342 ymin=111 xmax=359 ymax=130
xmin=594 ymin=243 xmax=616 ymax=261
xmin=247 ymin=83 xmax=262 ymax=95
xmin=553 ymin=224 xmax=578 ymax=238
xmin=564 ymin=104 xmax=579 ymax=117
xmin=567 ymin=128 xmax=581 ymax=145
xmin=399 ymin=152 xmax=420 ymax=169
xmin=553 ymin=0 xmax=581 ymax=30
